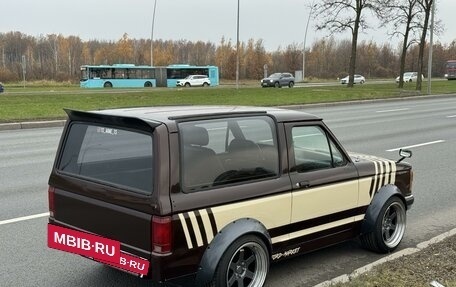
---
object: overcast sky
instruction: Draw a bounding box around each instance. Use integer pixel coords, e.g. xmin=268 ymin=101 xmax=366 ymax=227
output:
xmin=2 ymin=0 xmax=455 ymax=51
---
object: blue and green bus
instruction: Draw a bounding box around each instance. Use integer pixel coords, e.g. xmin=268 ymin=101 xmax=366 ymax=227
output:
xmin=80 ymin=64 xmax=219 ymax=88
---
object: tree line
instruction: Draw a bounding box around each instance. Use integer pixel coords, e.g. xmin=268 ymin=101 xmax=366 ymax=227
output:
xmin=0 ymin=31 xmax=455 ymax=83
xmin=313 ymin=0 xmax=445 ymax=89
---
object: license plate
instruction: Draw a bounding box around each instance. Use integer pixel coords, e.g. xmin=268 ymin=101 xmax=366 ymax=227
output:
xmin=48 ymin=224 xmax=149 ymax=276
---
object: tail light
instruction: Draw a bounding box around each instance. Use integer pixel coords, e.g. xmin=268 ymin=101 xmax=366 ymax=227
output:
xmin=48 ymin=186 xmax=55 ymax=217
xmin=152 ymin=216 xmax=172 ymax=255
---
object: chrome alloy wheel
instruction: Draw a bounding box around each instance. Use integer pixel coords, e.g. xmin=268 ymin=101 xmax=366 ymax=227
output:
xmin=225 ymin=242 xmax=268 ymax=287
xmin=382 ymin=201 xmax=406 ymax=248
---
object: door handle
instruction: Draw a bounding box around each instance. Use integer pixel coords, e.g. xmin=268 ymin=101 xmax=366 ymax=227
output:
xmin=296 ymin=181 xmax=310 ymax=188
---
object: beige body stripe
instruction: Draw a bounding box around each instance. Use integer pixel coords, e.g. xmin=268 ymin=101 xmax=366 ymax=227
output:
xmin=178 ymin=213 xmax=193 ymax=249
xmin=199 ymin=209 xmax=214 ymax=243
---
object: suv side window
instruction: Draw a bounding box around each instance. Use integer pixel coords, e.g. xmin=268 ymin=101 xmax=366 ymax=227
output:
xmin=179 ymin=116 xmax=279 ymax=192
xmin=292 ymin=126 xmax=346 ymax=173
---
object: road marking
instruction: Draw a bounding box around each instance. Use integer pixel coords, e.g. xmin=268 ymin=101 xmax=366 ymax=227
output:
xmin=0 ymin=212 xmax=49 ymax=226
xmin=376 ymin=108 xmax=410 ymax=113
xmin=386 ymin=140 xmax=445 ymax=152
xmin=447 ymin=115 xmax=456 ymax=118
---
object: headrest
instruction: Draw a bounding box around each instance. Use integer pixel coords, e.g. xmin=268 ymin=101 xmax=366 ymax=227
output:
xmin=181 ymin=126 xmax=209 ymax=146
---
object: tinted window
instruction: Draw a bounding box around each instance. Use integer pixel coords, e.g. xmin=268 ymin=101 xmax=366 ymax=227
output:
xmin=292 ymin=126 xmax=346 ymax=173
xmin=179 ymin=116 xmax=279 ymax=192
xmin=58 ymin=123 xmax=153 ymax=194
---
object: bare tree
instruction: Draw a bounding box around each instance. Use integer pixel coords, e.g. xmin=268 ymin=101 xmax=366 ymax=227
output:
xmin=376 ymin=0 xmax=420 ymax=88
xmin=314 ymin=0 xmax=375 ymax=87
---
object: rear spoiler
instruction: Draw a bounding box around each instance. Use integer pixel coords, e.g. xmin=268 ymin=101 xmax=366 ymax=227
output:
xmin=64 ymin=109 xmax=161 ymax=132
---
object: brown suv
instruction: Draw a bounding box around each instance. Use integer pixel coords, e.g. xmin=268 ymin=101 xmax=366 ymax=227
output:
xmin=47 ymin=106 xmax=414 ymax=286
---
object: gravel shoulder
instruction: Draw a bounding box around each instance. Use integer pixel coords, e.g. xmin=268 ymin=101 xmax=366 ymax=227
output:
xmin=319 ymin=232 xmax=456 ymax=287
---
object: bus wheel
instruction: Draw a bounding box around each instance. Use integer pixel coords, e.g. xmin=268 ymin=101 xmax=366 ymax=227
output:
xmin=144 ymin=81 xmax=153 ymax=88
xmin=103 ymin=82 xmax=113 ymax=88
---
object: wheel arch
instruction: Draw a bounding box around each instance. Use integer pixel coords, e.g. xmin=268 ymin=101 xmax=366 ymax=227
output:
xmin=361 ymin=184 xmax=406 ymax=235
xmin=103 ymin=81 xmax=113 ymax=88
xmin=194 ymin=217 xmax=272 ymax=286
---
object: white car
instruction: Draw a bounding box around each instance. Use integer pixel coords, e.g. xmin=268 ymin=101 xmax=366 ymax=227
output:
xmin=340 ymin=74 xmax=365 ymax=84
xmin=176 ymin=75 xmax=211 ymax=87
xmin=396 ymin=72 xmax=424 ymax=83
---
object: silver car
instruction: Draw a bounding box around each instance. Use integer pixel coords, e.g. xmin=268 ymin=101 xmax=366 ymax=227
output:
xmin=396 ymin=72 xmax=424 ymax=83
xmin=340 ymin=74 xmax=365 ymax=84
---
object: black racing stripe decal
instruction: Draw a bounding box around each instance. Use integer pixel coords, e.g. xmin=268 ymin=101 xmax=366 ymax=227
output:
xmin=268 ymin=206 xmax=368 ymax=238
xmin=369 ymin=171 xmax=376 ymax=197
xmin=184 ymin=212 xmax=198 ymax=249
xmin=374 ymin=161 xmax=384 ymax=193
xmin=272 ymin=222 xmax=357 ymax=252
xmin=379 ymin=161 xmax=387 ymax=188
xmin=206 ymin=208 xmax=218 ymax=236
xmin=194 ymin=210 xmax=208 ymax=245
xmin=369 ymin=160 xmax=379 ymax=197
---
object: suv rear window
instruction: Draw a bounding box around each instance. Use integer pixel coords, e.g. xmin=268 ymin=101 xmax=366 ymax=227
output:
xmin=58 ymin=123 xmax=153 ymax=194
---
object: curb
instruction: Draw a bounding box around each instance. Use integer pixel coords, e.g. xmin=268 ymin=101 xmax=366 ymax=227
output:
xmin=314 ymin=227 xmax=456 ymax=287
xmin=0 ymin=120 xmax=66 ymax=131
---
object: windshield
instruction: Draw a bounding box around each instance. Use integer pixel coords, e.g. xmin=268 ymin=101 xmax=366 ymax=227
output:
xmin=58 ymin=123 xmax=154 ymax=194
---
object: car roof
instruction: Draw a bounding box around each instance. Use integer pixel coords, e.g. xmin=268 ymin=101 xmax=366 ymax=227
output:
xmin=72 ymin=106 xmax=321 ymax=132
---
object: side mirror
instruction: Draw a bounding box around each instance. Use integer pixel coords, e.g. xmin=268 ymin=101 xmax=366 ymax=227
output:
xmin=397 ymin=149 xmax=412 ymax=163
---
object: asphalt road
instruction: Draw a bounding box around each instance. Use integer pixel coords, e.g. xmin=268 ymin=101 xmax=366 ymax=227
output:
xmin=1 ymin=96 xmax=455 ymax=287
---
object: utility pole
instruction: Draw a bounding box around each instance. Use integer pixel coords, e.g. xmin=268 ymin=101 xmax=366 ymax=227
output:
xmin=302 ymin=3 xmax=315 ymax=83
xmin=150 ymin=0 xmax=158 ymax=67
xmin=22 ymin=55 xmax=26 ymax=88
xmin=427 ymin=0 xmax=435 ymax=95
xmin=236 ymin=0 xmax=240 ymax=89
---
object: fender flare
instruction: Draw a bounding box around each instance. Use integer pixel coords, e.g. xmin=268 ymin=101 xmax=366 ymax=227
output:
xmin=194 ymin=218 xmax=271 ymax=286
xmin=361 ymin=184 xmax=406 ymax=235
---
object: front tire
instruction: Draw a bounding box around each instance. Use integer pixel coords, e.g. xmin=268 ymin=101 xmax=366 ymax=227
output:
xmin=361 ymin=196 xmax=406 ymax=253
xmin=212 ymin=235 xmax=269 ymax=287
xmin=185 ymin=82 xmax=191 ymax=87
xmin=288 ymin=81 xmax=294 ymax=88
xmin=274 ymin=82 xmax=280 ymax=88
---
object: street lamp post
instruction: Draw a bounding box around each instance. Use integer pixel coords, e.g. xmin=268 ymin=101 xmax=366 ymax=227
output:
xmin=150 ymin=0 xmax=158 ymax=67
xmin=427 ymin=0 xmax=435 ymax=95
xmin=236 ymin=0 xmax=240 ymax=89
xmin=302 ymin=3 xmax=315 ymax=83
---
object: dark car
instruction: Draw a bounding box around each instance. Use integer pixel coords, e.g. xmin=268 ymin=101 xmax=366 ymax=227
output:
xmin=0 ymin=83 xmax=4 ymax=93
xmin=47 ymin=106 xmax=414 ymax=287
xmin=261 ymin=73 xmax=295 ymax=88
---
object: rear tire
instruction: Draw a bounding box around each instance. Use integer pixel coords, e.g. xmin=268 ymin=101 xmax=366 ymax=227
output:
xmin=103 ymin=82 xmax=113 ymax=88
xmin=288 ymin=81 xmax=294 ymax=88
xmin=360 ymin=197 xmax=406 ymax=253
xmin=144 ymin=81 xmax=153 ymax=87
xmin=212 ymin=235 xmax=269 ymax=287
